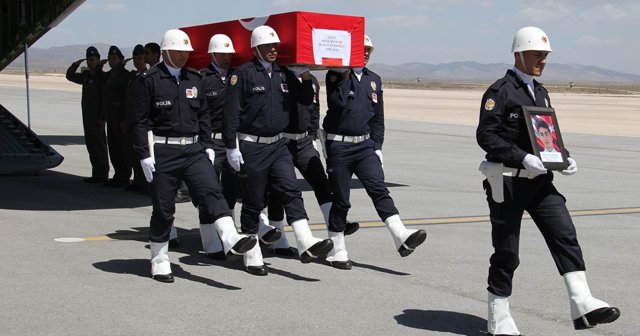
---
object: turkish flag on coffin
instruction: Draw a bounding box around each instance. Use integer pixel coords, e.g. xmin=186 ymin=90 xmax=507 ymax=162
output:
xmin=181 ymin=11 xmax=365 ymax=69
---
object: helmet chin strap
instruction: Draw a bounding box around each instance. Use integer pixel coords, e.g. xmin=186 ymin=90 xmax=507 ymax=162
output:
xmin=164 ymin=51 xmax=178 ymax=69
xmin=518 ymin=51 xmax=528 ymax=74
xmin=254 ymin=48 xmax=267 ymax=63
xmin=211 ymin=53 xmax=221 ymax=68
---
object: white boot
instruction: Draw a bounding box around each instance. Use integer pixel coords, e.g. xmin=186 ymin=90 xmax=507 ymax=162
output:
xmin=199 ymin=223 xmax=224 ymax=256
xmin=150 ymin=241 xmax=173 ymax=282
xmin=214 ymin=216 xmax=256 ymax=258
xmin=257 ymin=210 xmax=281 ymax=244
xmin=326 ymin=231 xmax=351 ymax=269
xmin=292 ymin=219 xmax=333 ymax=263
xmin=243 ymin=234 xmax=268 ymax=276
xmin=270 ymin=219 xmax=290 ymax=249
xmin=384 ymin=214 xmax=426 ymax=257
xmin=487 ymin=292 xmax=520 ymax=335
xmin=564 ymin=271 xmax=619 ymax=329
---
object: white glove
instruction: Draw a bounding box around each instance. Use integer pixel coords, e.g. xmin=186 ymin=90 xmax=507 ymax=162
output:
xmin=561 ymin=157 xmax=578 ymax=175
xmin=140 ymin=157 xmax=155 ymax=182
xmin=522 ymin=154 xmax=547 ymax=177
xmin=375 ymin=150 xmax=384 ymax=168
xmin=226 ymin=148 xmax=244 ymax=172
xmin=288 ymin=65 xmax=310 ymax=77
xmin=205 ymin=148 xmax=215 ymax=166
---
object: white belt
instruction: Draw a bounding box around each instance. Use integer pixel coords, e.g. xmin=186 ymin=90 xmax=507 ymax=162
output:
xmin=283 ymin=131 xmax=308 ymax=141
xmin=238 ymin=132 xmax=283 ymax=144
xmin=211 ymin=132 xmax=223 ymax=140
xmin=326 ymin=133 xmax=370 ymax=143
xmin=502 ymin=167 xmax=539 ymax=179
xmin=153 ymin=135 xmax=198 ymax=145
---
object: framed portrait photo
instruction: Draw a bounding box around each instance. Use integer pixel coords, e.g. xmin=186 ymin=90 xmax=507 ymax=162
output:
xmin=522 ymin=106 xmax=570 ymax=170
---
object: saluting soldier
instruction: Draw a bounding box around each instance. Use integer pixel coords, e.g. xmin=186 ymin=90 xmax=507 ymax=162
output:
xmin=103 ymin=45 xmax=133 ymax=188
xmin=65 ymin=46 xmax=109 ymax=183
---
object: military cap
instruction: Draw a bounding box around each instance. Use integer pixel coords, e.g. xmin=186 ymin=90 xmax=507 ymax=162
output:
xmin=86 ymin=46 xmax=100 ymax=58
xmin=108 ymin=45 xmax=124 ymax=59
xmin=132 ymin=44 xmax=145 ymax=56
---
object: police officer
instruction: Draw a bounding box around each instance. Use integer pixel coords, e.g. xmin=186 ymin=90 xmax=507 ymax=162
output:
xmin=266 ymin=71 xmax=359 ymax=257
xmin=477 ymin=27 xmax=620 ymax=335
xmin=65 ymin=46 xmax=109 ymax=183
xmin=142 ymin=40 xmax=184 ymax=245
xmin=131 ymin=29 xmax=256 ymax=283
xmin=197 ymin=34 xmax=253 ymax=257
xmin=223 ymin=25 xmax=333 ymax=275
xmin=323 ymin=35 xmax=427 ymax=269
xmin=144 ymin=42 xmax=161 ymax=67
xmin=124 ymin=44 xmax=148 ymax=194
xmin=103 ymin=45 xmax=133 ymax=188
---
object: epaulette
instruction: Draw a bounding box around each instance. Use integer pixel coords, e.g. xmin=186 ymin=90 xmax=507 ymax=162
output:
xmin=185 ymin=67 xmax=203 ymax=78
xmin=488 ymin=76 xmax=509 ymax=91
xmin=141 ymin=66 xmax=159 ymax=79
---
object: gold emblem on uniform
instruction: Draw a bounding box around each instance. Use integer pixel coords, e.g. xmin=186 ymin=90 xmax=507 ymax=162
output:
xmin=484 ymin=98 xmax=496 ymax=111
xmin=230 ymin=74 xmax=238 ymax=86
xmin=371 ymin=81 xmax=376 ymax=90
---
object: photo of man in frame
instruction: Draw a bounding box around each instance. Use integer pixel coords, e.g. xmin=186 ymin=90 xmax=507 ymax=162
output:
xmin=533 ymin=116 xmax=563 ymax=162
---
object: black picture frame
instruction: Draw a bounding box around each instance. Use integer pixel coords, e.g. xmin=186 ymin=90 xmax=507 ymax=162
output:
xmin=522 ymin=106 xmax=569 ymax=170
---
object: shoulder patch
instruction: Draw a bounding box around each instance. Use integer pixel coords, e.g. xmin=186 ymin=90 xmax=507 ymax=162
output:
xmin=484 ymin=98 xmax=496 ymax=111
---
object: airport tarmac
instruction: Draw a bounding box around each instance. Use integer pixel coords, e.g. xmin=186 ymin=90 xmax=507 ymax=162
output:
xmin=0 ymin=73 xmax=638 ymax=336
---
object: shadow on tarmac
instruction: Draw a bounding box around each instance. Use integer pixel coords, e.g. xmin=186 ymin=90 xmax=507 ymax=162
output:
xmin=92 ymin=259 xmax=242 ymax=290
xmin=0 ymin=170 xmax=150 ymax=211
xmin=40 ymin=135 xmax=85 ymax=146
xmin=394 ymin=309 xmax=486 ymax=335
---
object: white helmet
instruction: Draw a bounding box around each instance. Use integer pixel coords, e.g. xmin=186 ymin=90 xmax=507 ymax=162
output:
xmin=161 ymin=29 xmax=194 ymax=51
xmin=364 ymin=34 xmax=374 ymax=51
xmin=251 ymin=25 xmax=280 ymax=48
xmin=208 ymin=34 xmax=235 ymax=53
xmin=511 ymin=26 xmax=551 ymax=53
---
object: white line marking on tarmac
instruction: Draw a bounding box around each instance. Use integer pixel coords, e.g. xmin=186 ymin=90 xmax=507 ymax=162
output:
xmin=54 ymin=237 xmax=86 ymax=243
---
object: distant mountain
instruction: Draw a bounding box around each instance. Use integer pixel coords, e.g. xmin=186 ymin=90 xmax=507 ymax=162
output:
xmin=369 ymin=61 xmax=640 ymax=83
xmin=4 ymin=45 xmax=640 ymax=83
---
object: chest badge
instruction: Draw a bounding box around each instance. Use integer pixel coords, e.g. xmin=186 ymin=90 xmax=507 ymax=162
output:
xmin=230 ymin=75 xmax=238 ymax=86
xmin=186 ymin=87 xmax=198 ymax=98
xmin=372 ymin=92 xmax=378 ymax=103
xmin=370 ymin=81 xmax=377 ymax=91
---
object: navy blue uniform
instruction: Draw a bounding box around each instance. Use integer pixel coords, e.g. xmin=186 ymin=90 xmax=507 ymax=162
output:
xmin=476 ymin=69 xmax=584 ymax=297
xmin=66 ymin=62 xmax=109 ymax=180
xmin=323 ymin=68 xmax=397 ymax=233
xmin=131 ymin=63 xmax=230 ymax=243
xmin=199 ymin=64 xmax=236 ymax=221
xmin=267 ymin=74 xmax=332 ymax=221
xmin=223 ymin=60 xmax=313 ymax=234
xmin=103 ymin=65 xmax=134 ymax=184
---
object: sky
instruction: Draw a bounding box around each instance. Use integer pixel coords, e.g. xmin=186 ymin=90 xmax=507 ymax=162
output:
xmin=34 ymin=0 xmax=640 ymax=75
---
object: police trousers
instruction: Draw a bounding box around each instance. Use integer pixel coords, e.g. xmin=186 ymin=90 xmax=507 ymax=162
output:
xmin=268 ymin=135 xmax=332 ymax=221
xmin=148 ymin=143 xmax=230 ymax=242
xmin=197 ymin=139 xmax=237 ymax=223
xmin=483 ymin=172 xmax=586 ymax=297
xmin=325 ymin=138 xmax=398 ymax=232
xmin=239 ymin=138 xmax=308 ymax=234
